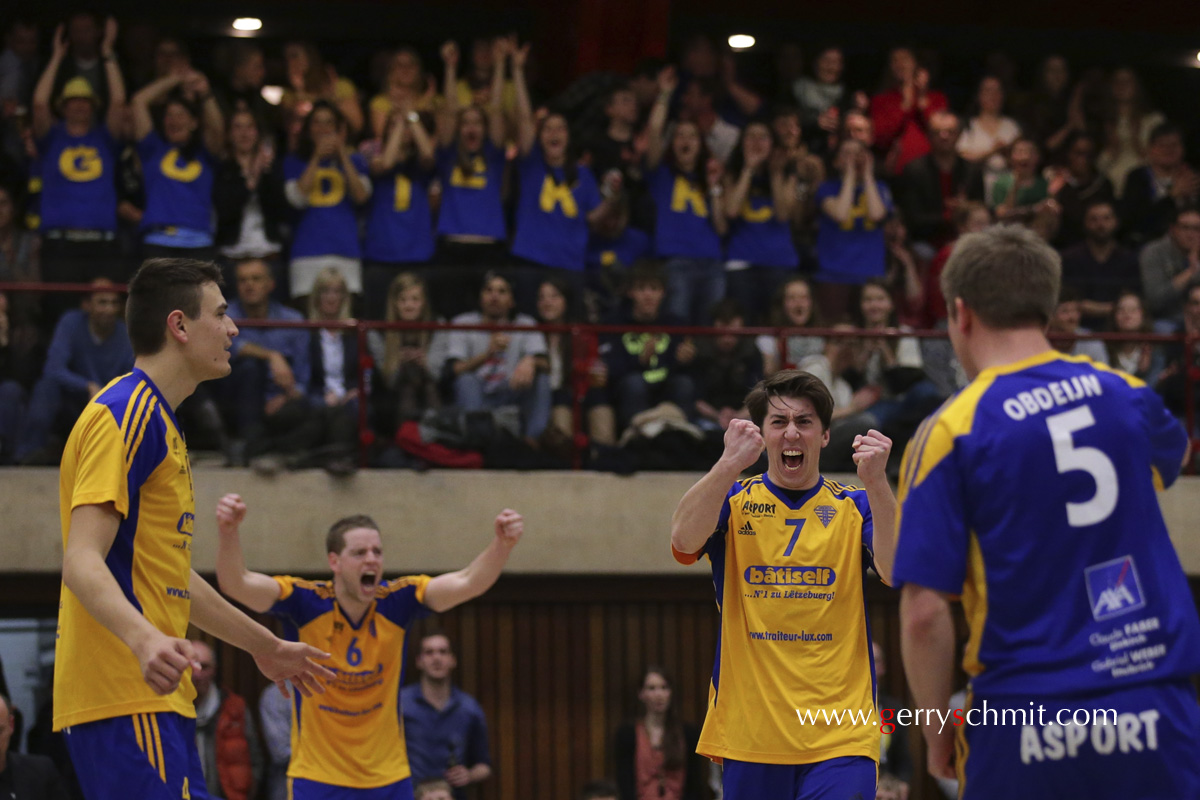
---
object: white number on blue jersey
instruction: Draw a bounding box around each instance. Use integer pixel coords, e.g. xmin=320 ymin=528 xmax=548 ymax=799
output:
xmin=1047 ymin=406 xmax=1118 ymax=526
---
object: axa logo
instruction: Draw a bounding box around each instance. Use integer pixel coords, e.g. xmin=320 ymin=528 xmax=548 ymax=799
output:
xmin=742 ymin=501 xmax=776 ymax=516
xmin=737 ymin=522 xmax=756 ymax=536
xmin=744 ymin=566 xmax=835 ymax=586
xmin=177 ymin=512 xmax=194 ymax=536
xmin=1085 ymin=556 xmax=1145 ymax=621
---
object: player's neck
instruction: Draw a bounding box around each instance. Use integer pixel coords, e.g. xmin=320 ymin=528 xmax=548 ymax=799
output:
xmin=334 ymin=585 xmax=370 ymax=625
xmin=967 ymin=328 xmax=1054 ymax=379
xmin=134 ymin=353 xmax=199 ymax=411
xmin=767 ymin=468 xmax=820 ymax=493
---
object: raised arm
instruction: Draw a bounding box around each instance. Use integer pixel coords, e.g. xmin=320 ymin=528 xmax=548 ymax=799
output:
xmin=852 ymin=429 xmax=896 ymax=585
xmin=215 ymin=493 xmax=284 ymax=613
xmin=32 ymin=25 xmax=69 ymax=140
xmin=407 ymin=106 xmax=436 ymax=169
xmin=670 ymin=419 xmax=761 ymax=556
xmin=187 ymin=71 xmax=225 ymax=155
xmin=645 ymin=66 xmax=677 ymax=171
xmin=511 ymin=40 xmax=535 ymax=156
xmin=130 ymin=74 xmax=185 ymax=141
xmin=587 ymin=171 xmax=624 ymax=230
xmin=822 ymin=150 xmax=859 ymax=224
xmin=337 ymin=136 xmax=371 ymax=204
xmin=487 ymin=37 xmax=513 ymax=149
xmin=423 ymin=510 xmax=523 ymax=612
xmin=860 ymin=151 xmax=888 ymax=223
xmin=437 ymin=40 xmax=459 ymax=148
xmin=101 ymin=17 xmax=126 ymax=137
xmin=770 ymin=154 xmax=798 ymax=222
xmin=370 ymin=111 xmax=408 ymax=175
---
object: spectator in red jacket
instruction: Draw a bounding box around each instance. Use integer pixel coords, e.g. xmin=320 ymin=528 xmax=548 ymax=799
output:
xmin=191 ymin=640 xmax=263 ymax=800
xmin=870 ymin=47 xmax=948 ymax=176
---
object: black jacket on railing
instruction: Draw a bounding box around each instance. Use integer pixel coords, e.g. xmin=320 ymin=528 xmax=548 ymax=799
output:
xmin=213 ymin=157 xmax=289 ymax=249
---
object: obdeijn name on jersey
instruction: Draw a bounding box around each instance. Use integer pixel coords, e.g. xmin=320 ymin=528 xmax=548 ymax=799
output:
xmin=745 ymin=566 xmax=835 ymax=586
xmin=1002 ymin=374 xmax=1103 ymax=421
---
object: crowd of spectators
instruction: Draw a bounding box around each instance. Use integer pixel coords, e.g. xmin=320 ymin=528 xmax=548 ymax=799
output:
xmin=1 ymin=14 xmax=1198 ymax=471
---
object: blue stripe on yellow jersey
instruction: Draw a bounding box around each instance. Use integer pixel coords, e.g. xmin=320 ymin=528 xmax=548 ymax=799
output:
xmin=673 ymin=473 xmax=880 ymax=765
xmin=894 ymin=350 xmax=1200 ymax=697
xmin=54 ymin=369 xmax=197 ymax=730
xmin=270 ymin=575 xmax=432 ymax=788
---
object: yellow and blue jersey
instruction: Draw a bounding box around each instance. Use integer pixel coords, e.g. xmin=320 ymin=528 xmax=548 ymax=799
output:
xmin=269 ymin=575 xmax=431 ymax=789
xmin=894 ymin=351 xmax=1200 ymax=697
xmin=54 ymin=369 xmax=198 ymax=731
xmin=673 ymin=474 xmax=881 ymax=765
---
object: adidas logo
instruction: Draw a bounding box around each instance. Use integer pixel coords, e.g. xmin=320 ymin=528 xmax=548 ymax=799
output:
xmin=738 ymin=522 xmax=756 ymax=536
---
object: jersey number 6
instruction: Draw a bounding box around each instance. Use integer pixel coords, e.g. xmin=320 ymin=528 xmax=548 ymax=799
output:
xmin=1047 ymin=406 xmax=1118 ymax=527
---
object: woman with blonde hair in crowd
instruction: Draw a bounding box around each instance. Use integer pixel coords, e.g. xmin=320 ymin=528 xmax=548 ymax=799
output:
xmin=614 ymin=667 xmax=704 ymax=800
xmin=367 ymin=272 xmax=448 ymax=433
xmin=304 ymin=267 xmax=359 ymax=475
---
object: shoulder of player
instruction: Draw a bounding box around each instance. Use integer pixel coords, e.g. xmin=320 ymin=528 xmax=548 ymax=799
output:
xmin=731 ymin=474 xmax=765 ymax=497
xmin=376 ymin=575 xmax=428 ymax=597
xmin=279 ymin=576 xmax=335 ymax=600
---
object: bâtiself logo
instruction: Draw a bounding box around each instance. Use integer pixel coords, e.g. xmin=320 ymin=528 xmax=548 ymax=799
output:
xmin=744 ymin=566 xmax=835 ymax=586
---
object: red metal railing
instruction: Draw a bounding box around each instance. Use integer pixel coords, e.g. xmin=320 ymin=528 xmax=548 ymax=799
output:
xmin=2 ymin=281 xmax=1196 ymax=471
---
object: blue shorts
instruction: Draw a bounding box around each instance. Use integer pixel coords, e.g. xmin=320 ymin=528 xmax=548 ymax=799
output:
xmin=959 ymin=680 xmax=1200 ymax=800
xmin=289 ymin=776 xmax=413 ymax=800
xmin=723 ymin=756 xmax=877 ymax=800
xmin=64 ymin=711 xmax=208 ymax=800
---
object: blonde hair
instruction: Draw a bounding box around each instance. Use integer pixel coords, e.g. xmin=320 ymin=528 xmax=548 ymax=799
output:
xmin=383 ymin=272 xmax=432 ymax=378
xmin=307 ymin=267 xmax=352 ymax=321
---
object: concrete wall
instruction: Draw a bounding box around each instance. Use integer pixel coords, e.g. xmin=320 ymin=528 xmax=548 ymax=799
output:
xmin=2 ymin=467 xmax=1199 ymax=575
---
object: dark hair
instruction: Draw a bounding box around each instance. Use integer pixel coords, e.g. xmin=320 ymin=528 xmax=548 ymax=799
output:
xmin=1057 ymin=284 xmax=1082 ymax=305
xmin=637 ymin=666 xmax=686 ymax=770
xmin=126 ymin=258 xmax=223 ymax=356
xmin=624 ymin=261 xmax=666 ymax=292
xmin=633 ymin=57 xmax=666 ymax=81
xmin=710 ymin=297 xmax=746 ymax=324
xmin=858 ymin=278 xmax=899 ymax=329
xmin=768 ymin=277 xmax=821 ymax=328
xmin=745 ymin=369 xmax=834 ymax=431
xmin=725 ymin=121 xmax=780 ymax=189
xmin=419 ymin=631 xmax=454 ymax=652
xmin=1082 ymin=197 xmax=1117 ymax=220
xmin=1169 ymin=204 xmax=1200 ymax=227
xmin=1148 ymin=121 xmax=1183 ymax=146
xmin=160 ymin=95 xmax=203 ymax=160
xmin=536 ymin=276 xmax=573 ymax=323
xmin=664 ymin=120 xmax=713 ymax=189
xmin=298 ymin=100 xmax=346 ymax=160
xmin=538 ymin=110 xmax=579 ymax=187
xmin=578 ymin=779 xmax=620 ymax=800
xmin=325 ymin=514 xmax=380 ymax=555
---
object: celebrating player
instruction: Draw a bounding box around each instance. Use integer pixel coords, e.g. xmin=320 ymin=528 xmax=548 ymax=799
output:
xmin=669 ymin=369 xmax=898 ymax=799
xmin=215 ymin=496 xmax=524 ymax=800
xmin=55 ymin=258 xmax=334 ymax=800
xmin=895 ymin=225 xmax=1200 ymax=798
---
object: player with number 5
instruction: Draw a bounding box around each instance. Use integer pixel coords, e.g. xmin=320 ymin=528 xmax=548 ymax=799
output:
xmin=896 ymin=225 xmax=1200 ymax=799
xmin=670 ymin=370 xmax=898 ymax=799
xmin=214 ymin=497 xmax=524 ymax=800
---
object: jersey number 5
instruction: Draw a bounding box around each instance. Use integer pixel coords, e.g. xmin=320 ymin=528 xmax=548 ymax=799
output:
xmin=1047 ymin=406 xmax=1118 ymax=527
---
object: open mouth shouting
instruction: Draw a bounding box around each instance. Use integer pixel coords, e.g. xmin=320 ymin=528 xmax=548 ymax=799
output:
xmin=782 ymin=448 xmax=805 ymax=472
xmin=359 ymin=571 xmax=379 ymax=596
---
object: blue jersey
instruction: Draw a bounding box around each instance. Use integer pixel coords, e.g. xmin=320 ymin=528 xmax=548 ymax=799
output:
xmin=364 ymin=163 xmax=435 ymax=264
xmin=894 ymin=351 xmax=1200 ymax=698
xmin=725 ymin=191 xmax=799 ymax=268
xmin=510 ymin=148 xmax=602 ymax=271
xmin=814 ymin=179 xmax=892 ymax=284
xmin=37 ymin=123 xmax=118 ymax=232
xmin=435 ymin=142 xmax=506 ymax=240
xmin=647 ymin=163 xmax=722 ymax=260
xmin=137 ymin=132 xmax=215 ymax=236
xmin=585 ymin=226 xmax=651 ymax=270
xmin=284 ymin=153 xmax=368 ymax=259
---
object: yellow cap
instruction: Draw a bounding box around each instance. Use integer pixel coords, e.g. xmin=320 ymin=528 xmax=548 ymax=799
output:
xmin=57 ymin=77 xmax=98 ymax=109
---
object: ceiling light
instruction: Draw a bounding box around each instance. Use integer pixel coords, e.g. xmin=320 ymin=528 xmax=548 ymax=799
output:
xmin=233 ymin=18 xmax=262 ymax=32
xmin=728 ymin=34 xmax=755 ymax=51
xmin=261 ymin=86 xmax=283 ymax=105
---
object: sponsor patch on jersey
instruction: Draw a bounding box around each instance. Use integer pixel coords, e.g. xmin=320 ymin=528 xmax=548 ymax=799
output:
xmin=744 ymin=566 xmax=835 ymax=586
xmin=1085 ymin=556 xmax=1146 ymax=621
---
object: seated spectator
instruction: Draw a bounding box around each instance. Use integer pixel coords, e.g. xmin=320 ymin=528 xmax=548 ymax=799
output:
xmin=363 ymin=101 xmax=436 ymax=319
xmin=870 ymin=47 xmax=948 ymax=175
xmin=280 ymin=40 xmax=363 ymax=136
xmin=511 ymin=41 xmax=620 ymax=313
xmin=1139 ymin=206 xmax=1200 ymax=326
xmin=130 ymin=69 xmax=224 ymax=259
xmin=1049 ymin=285 xmax=1109 ymax=364
xmin=446 ymin=271 xmax=551 ymax=442
xmin=190 ymin=641 xmax=262 ymax=800
xmin=367 ymin=272 xmax=447 ymax=439
xmin=305 ymin=268 xmax=359 ymax=475
xmin=284 ymin=100 xmax=371 ymax=300
xmin=401 ymin=634 xmax=491 ymax=800
xmin=600 ymin=263 xmax=695 ymax=431
xmin=756 ymin=276 xmax=826 ymax=376
xmin=644 ymin=66 xmax=727 ymax=325
xmin=584 ymin=194 xmax=651 ymax=317
xmin=223 ymin=258 xmax=310 ymax=467
xmin=614 ymin=667 xmax=703 ymax=800
xmin=722 ymin=121 xmax=800 ymax=324
xmin=991 ymin=138 xmax=1050 ymax=224
xmin=32 ymin=19 xmax=126 ymax=310
xmin=957 ymin=76 xmax=1021 ymax=201
xmin=0 ymin=692 xmax=69 ymax=799
xmin=814 ymin=138 xmax=893 ymax=322
xmin=215 ymin=109 xmax=287 ymax=290
xmin=257 ymin=683 xmax=291 ymax=800
xmin=1049 ymin=132 xmax=1114 ymax=248
xmin=1155 ymin=280 xmax=1200 ymax=432
xmin=883 ymin=217 xmax=925 ymax=327
xmin=369 ymin=47 xmax=435 ymax=140
xmin=431 ymin=40 xmax=509 ymax=318
xmin=1107 ymin=290 xmax=1161 ymax=383
xmin=15 ymin=279 xmax=132 ymax=464
xmin=0 ymin=184 xmax=41 ymax=332
xmin=691 ymin=299 xmax=763 ymax=432
xmin=898 ymin=110 xmax=983 ymax=252
xmin=1059 ymin=200 xmax=1138 ymax=326
xmin=1120 ymin=123 xmax=1200 ymax=249
xmin=413 ymin=778 xmax=453 ymax=800
xmin=1096 ymin=67 xmax=1163 ymax=197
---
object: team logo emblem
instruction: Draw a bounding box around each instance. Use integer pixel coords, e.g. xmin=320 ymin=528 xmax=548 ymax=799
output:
xmin=1085 ymin=556 xmax=1146 ymax=621
xmin=814 ymin=505 xmax=837 ymax=527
